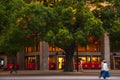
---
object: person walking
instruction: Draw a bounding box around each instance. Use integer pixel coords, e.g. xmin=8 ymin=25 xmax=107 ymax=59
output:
xmin=79 ymin=58 xmax=83 ymax=72
xmin=100 ymin=60 xmax=110 ymax=79
xmin=0 ymin=60 xmax=4 ymax=71
xmin=99 ymin=60 xmax=104 ymax=78
xmin=10 ymin=63 xmax=17 ymax=74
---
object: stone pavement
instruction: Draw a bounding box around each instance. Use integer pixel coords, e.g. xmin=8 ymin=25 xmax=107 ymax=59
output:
xmin=1 ymin=76 xmax=120 ymax=80
xmin=0 ymin=70 xmax=120 ymax=76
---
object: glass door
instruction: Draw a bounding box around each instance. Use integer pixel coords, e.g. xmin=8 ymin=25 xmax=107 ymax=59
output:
xmin=58 ymin=57 xmax=65 ymax=70
xmin=114 ymin=57 xmax=120 ymax=69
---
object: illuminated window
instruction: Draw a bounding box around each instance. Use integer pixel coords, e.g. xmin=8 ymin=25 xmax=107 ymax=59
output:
xmin=92 ymin=56 xmax=100 ymax=62
xmin=49 ymin=45 xmax=63 ymax=52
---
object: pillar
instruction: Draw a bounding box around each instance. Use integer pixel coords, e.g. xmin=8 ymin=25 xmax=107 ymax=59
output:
xmin=40 ymin=41 xmax=49 ymax=70
xmin=56 ymin=55 xmax=58 ymax=70
xmin=17 ymin=52 xmax=25 ymax=70
xmin=101 ymin=33 xmax=111 ymax=68
xmin=4 ymin=56 xmax=7 ymax=68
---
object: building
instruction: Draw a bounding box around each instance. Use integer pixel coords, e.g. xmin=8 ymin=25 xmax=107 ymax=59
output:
xmin=1 ymin=39 xmax=120 ymax=70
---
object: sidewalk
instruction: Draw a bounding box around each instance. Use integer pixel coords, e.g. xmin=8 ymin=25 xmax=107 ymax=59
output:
xmin=0 ymin=70 xmax=120 ymax=76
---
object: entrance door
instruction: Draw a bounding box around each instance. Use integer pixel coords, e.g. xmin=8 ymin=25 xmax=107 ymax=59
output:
xmin=58 ymin=57 xmax=65 ymax=70
xmin=114 ymin=57 xmax=120 ymax=69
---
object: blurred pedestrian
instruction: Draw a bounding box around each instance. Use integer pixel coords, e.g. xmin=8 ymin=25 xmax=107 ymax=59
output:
xmin=99 ymin=60 xmax=104 ymax=78
xmin=0 ymin=60 xmax=4 ymax=71
xmin=79 ymin=58 xmax=83 ymax=72
xmin=10 ymin=63 xmax=17 ymax=74
xmin=100 ymin=60 xmax=110 ymax=79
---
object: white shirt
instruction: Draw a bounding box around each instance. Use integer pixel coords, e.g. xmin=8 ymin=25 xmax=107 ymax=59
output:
xmin=102 ymin=63 xmax=109 ymax=71
xmin=80 ymin=60 xmax=82 ymax=65
xmin=101 ymin=62 xmax=104 ymax=71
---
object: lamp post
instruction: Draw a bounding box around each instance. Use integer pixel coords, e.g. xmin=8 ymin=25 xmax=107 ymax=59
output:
xmin=76 ymin=44 xmax=79 ymax=72
xmin=32 ymin=33 xmax=39 ymax=70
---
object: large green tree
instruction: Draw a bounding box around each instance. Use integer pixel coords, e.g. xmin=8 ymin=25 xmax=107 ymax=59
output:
xmin=0 ymin=0 xmax=105 ymax=72
xmin=44 ymin=0 xmax=104 ymax=72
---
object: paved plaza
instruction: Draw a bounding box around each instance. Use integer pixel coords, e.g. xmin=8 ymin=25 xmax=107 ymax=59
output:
xmin=0 ymin=75 xmax=120 ymax=80
xmin=0 ymin=70 xmax=120 ymax=80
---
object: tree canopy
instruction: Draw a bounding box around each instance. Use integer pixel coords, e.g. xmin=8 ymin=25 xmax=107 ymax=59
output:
xmin=44 ymin=0 xmax=104 ymax=49
xmin=0 ymin=0 xmax=30 ymax=53
xmin=91 ymin=0 xmax=120 ymax=51
xmin=0 ymin=0 xmax=105 ymax=72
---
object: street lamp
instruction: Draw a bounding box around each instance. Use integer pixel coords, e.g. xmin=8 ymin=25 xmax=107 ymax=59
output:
xmin=76 ymin=44 xmax=79 ymax=72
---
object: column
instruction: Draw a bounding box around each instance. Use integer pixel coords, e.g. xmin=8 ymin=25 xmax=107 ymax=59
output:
xmin=40 ymin=41 xmax=49 ymax=70
xmin=4 ymin=56 xmax=7 ymax=68
xmin=56 ymin=55 xmax=58 ymax=70
xmin=17 ymin=52 xmax=25 ymax=70
xmin=101 ymin=33 xmax=111 ymax=68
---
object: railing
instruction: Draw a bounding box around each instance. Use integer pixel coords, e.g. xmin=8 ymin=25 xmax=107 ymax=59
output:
xmin=49 ymin=62 xmax=101 ymax=70
xmin=6 ymin=62 xmax=101 ymax=70
xmin=7 ymin=64 xmax=19 ymax=70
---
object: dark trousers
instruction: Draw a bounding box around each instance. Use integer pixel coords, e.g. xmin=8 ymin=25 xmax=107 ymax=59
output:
xmin=100 ymin=70 xmax=104 ymax=77
xmin=10 ymin=68 xmax=17 ymax=74
xmin=101 ymin=71 xmax=110 ymax=79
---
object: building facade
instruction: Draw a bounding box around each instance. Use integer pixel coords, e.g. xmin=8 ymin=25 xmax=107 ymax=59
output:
xmin=1 ymin=41 xmax=120 ymax=70
xmin=16 ymin=41 xmax=120 ymax=70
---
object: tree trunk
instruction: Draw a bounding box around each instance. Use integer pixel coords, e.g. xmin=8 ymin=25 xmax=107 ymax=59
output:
xmin=64 ymin=52 xmax=74 ymax=72
xmin=63 ymin=43 xmax=75 ymax=72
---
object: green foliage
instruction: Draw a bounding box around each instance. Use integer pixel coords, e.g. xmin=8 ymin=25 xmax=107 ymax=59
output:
xmin=109 ymin=19 xmax=120 ymax=51
xmin=41 ymin=0 xmax=105 ymax=52
xmin=92 ymin=0 xmax=120 ymax=51
xmin=84 ymin=17 xmax=104 ymax=40
xmin=19 ymin=2 xmax=55 ymax=38
xmin=0 ymin=0 xmax=33 ymax=53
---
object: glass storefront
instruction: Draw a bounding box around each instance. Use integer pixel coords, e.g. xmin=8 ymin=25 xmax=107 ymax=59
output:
xmin=49 ymin=55 xmax=65 ymax=70
xmin=92 ymin=56 xmax=101 ymax=62
xmin=49 ymin=55 xmax=56 ymax=70
xmin=49 ymin=55 xmax=101 ymax=70
xmin=25 ymin=56 xmax=36 ymax=70
xmin=78 ymin=56 xmax=100 ymax=63
xmin=76 ymin=55 xmax=101 ymax=69
xmin=78 ymin=56 xmax=90 ymax=62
